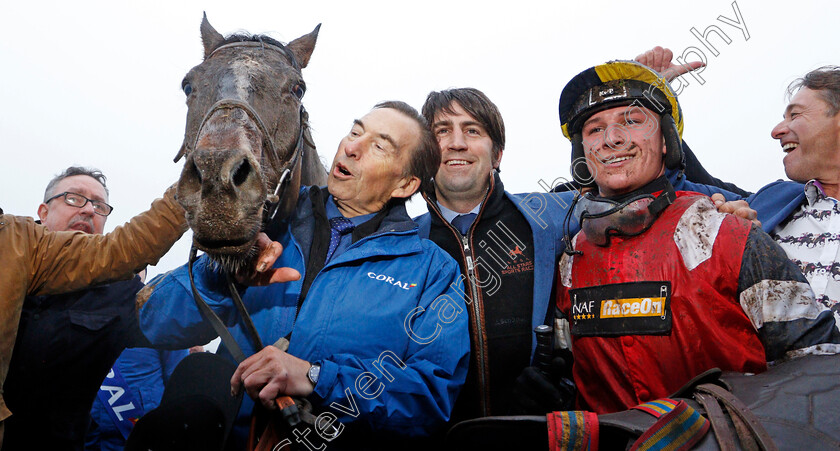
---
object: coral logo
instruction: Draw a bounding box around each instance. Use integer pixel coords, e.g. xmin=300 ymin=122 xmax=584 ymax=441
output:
xmin=367 ymin=272 xmax=416 ymax=290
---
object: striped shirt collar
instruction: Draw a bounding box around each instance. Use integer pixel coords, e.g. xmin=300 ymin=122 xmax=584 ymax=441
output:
xmin=804 ymin=179 xmax=832 ymax=206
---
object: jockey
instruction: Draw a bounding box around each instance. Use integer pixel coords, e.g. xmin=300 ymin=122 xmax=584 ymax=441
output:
xmin=553 ymin=60 xmax=840 ymax=414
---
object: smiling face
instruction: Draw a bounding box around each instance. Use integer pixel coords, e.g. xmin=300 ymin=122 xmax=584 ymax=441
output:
xmin=432 ymin=102 xmax=501 ymax=211
xmin=327 ymin=107 xmax=421 ymax=217
xmin=581 ymin=105 xmax=666 ymax=197
xmin=771 ymin=88 xmax=840 ymax=184
xmin=38 ymin=175 xmax=108 ymax=234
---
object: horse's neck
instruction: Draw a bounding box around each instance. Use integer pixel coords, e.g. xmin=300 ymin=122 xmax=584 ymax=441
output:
xmin=300 ymin=131 xmax=327 ymax=186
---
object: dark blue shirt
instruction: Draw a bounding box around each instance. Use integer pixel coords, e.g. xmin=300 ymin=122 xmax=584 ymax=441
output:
xmin=325 ymin=196 xmax=375 ymax=263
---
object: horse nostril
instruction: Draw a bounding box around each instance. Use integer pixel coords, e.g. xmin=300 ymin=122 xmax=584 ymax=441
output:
xmin=232 ymin=158 xmax=251 ymax=187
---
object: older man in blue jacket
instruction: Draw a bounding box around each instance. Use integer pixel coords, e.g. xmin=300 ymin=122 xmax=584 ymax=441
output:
xmin=138 ymin=101 xmax=469 ymax=450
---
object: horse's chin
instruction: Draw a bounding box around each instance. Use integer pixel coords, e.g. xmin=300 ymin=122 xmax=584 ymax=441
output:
xmin=194 ymin=236 xmax=260 ymax=274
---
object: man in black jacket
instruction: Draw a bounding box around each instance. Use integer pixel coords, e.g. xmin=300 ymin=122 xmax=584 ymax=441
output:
xmin=415 ymin=89 xmax=573 ymax=420
xmin=3 ymin=167 xmax=149 ymax=450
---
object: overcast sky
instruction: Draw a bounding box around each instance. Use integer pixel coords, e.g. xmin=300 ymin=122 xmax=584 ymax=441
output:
xmin=2 ymin=0 xmax=838 ymax=278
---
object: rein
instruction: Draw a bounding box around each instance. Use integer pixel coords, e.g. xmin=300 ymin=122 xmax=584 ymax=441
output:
xmin=179 ymin=40 xmax=311 ymax=442
xmin=187 ymin=246 xmax=263 ymax=360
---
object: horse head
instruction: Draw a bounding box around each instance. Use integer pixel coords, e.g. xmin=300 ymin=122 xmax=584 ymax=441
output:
xmin=176 ymin=15 xmax=326 ymax=272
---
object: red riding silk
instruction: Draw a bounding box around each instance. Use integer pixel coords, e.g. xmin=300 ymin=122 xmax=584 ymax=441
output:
xmin=557 ymin=193 xmax=765 ymax=414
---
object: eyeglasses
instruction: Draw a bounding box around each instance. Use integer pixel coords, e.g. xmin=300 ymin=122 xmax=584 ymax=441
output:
xmin=45 ymin=192 xmax=114 ymax=216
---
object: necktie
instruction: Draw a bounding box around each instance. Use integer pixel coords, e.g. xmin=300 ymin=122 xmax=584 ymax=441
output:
xmin=326 ymin=216 xmax=355 ymax=263
xmin=451 ymin=213 xmax=477 ymax=235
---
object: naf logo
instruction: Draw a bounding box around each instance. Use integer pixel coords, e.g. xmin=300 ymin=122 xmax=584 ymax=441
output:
xmin=367 ymin=272 xmax=417 ymax=290
xmin=568 ymin=281 xmax=672 ymax=337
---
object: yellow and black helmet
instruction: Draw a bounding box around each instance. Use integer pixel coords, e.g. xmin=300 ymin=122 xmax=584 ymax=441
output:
xmin=558 ymin=61 xmax=684 ymax=186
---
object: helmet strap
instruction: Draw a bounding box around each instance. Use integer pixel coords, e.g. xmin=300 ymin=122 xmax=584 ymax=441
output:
xmin=661 ymin=114 xmax=684 ymax=170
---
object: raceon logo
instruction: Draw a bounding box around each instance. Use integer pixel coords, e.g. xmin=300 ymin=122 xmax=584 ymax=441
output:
xmin=367 ymin=272 xmax=417 ymax=290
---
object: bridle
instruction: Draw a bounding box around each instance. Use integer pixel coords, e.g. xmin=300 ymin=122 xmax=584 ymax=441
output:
xmin=180 ymin=40 xmax=309 ymax=223
xmin=180 ymin=39 xmax=311 ymax=367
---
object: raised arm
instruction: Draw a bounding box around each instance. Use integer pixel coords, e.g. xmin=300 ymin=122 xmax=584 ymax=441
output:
xmin=635 ymin=46 xmax=753 ymax=197
xmin=681 ymin=140 xmax=753 ymax=197
xmin=27 ymin=186 xmax=187 ymax=296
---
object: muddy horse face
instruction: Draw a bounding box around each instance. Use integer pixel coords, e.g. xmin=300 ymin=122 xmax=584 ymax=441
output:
xmin=176 ymin=15 xmax=325 ymax=271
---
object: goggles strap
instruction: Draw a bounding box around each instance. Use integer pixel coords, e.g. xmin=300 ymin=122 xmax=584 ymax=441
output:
xmin=647 ymin=180 xmax=676 ymax=217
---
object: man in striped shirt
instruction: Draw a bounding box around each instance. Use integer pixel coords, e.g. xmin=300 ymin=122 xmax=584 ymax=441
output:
xmin=637 ymin=48 xmax=840 ymax=330
xmin=756 ymin=69 xmax=840 ymax=325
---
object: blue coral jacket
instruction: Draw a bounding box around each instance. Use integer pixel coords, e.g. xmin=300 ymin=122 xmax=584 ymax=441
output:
xmin=86 ymin=348 xmax=189 ymax=451
xmin=138 ymin=186 xmax=469 ymax=445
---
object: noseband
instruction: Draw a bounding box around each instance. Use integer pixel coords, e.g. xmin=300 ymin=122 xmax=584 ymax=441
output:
xmin=181 ymin=40 xmax=309 ymax=223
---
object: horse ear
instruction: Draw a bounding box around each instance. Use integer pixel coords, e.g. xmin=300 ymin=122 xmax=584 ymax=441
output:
xmin=287 ymin=24 xmax=320 ymax=69
xmin=200 ymin=12 xmax=225 ymax=59
xmin=174 ymin=141 xmax=187 ymax=163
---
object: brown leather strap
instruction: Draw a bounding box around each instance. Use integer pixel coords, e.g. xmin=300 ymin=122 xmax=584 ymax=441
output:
xmin=225 ymin=271 xmax=264 ymax=351
xmin=669 ymin=368 xmax=723 ymax=398
xmin=188 ymin=247 xmax=247 ymax=362
xmin=726 ymin=405 xmax=760 ymax=451
xmin=696 ymin=383 xmax=778 ymax=451
xmin=695 ymin=392 xmax=737 ymax=451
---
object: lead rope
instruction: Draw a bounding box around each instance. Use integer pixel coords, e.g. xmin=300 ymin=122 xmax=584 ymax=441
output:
xmin=189 ymin=246 xmax=309 ymax=448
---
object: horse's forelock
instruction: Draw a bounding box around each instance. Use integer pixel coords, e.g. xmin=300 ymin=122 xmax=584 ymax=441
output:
xmin=206 ymin=33 xmax=302 ymax=72
xmin=210 ymin=33 xmax=289 ymax=55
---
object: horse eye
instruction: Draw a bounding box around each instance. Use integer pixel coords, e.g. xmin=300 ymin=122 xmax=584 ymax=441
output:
xmin=291 ymin=83 xmax=305 ymax=100
xmin=182 ymin=81 xmax=193 ymax=96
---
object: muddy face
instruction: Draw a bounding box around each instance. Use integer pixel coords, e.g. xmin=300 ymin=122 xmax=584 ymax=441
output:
xmin=178 ymin=109 xmax=268 ymax=257
xmin=175 ymin=16 xmax=321 ymax=271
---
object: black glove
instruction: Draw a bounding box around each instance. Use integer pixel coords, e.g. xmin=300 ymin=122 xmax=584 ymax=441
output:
xmin=508 ymin=356 xmax=575 ymax=415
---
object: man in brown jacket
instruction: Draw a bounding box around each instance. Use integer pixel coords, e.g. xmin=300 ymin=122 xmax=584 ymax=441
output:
xmin=0 ymin=185 xmax=187 ymax=444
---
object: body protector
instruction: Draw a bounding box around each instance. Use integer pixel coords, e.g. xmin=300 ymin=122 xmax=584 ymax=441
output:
xmin=558 ymin=61 xmax=684 ymax=187
xmin=557 ymin=193 xmax=766 ymax=413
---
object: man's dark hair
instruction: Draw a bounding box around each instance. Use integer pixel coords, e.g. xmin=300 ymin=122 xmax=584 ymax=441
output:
xmin=44 ymin=166 xmax=109 ymax=202
xmin=421 ymin=87 xmax=506 ymax=163
xmin=788 ymin=66 xmax=840 ymax=116
xmin=373 ymin=100 xmax=440 ymax=195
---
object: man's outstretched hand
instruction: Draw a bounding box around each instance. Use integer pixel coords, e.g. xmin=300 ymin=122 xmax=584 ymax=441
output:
xmin=235 ymin=232 xmax=301 ymax=286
